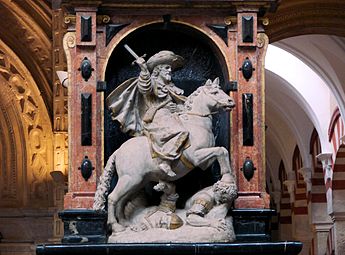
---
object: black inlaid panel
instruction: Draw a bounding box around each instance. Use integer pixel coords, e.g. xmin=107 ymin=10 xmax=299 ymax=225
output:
xmin=81 ymin=16 xmax=92 ymax=42
xmin=242 ymin=16 xmax=253 ymax=43
xmin=81 ymin=93 xmax=92 ymax=146
xmin=242 ymin=93 xmax=253 ymax=146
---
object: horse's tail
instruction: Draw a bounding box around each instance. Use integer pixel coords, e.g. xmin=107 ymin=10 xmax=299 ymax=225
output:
xmin=93 ymin=151 xmax=117 ymax=212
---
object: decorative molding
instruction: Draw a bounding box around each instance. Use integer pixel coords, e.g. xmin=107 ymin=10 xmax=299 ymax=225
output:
xmin=313 ymin=222 xmax=333 ymax=233
xmin=54 ymin=133 xmax=68 ymax=176
xmin=257 ymin=33 xmax=268 ymax=48
xmin=0 ymin=1 xmax=53 ymax=114
xmin=284 ymin=180 xmax=296 ymax=203
xmin=298 ymin=167 xmax=312 ymax=193
xmin=330 ymin=211 xmax=345 ymax=222
xmin=317 ymin=153 xmax=333 ymax=181
xmin=0 ymin=97 xmax=25 ymax=205
xmin=64 ymin=14 xmax=110 ymax=25
xmin=224 ymin=16 xmax=237 ymax=26
xmin=53 ymin=9 xmax=68 ymax=132
xmin=267 ymin=2 xmax=345 ymax=42
xmin=0 ymin=40 xmax=53 ymax=203
xmin=66 ymin=34 xmax=76 ymax=49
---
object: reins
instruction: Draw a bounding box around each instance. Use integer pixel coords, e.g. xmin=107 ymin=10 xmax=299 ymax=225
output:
xmin=184 ymin=111 xmax=219 ymax=117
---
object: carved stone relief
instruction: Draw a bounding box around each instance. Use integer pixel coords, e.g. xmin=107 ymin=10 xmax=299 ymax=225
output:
xmin=53 ymin=8 xmax=68 ymax=132
xmin=0 ymin=40 xmax=53 ymax=205
xmin=54 ymin=133 xmax=69 ymax=176
xmin=0 ymin=98 xmax=24 ymax=205
xmin=0 ymin=1 xmax=53 ymax=113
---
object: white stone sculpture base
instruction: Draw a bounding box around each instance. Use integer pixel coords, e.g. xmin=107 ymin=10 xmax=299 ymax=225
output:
xmin=108 ymin=214 xmax=235 ymax=243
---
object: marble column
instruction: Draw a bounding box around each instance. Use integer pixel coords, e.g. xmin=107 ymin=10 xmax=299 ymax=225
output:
xmin=63 ymin=5 xmax=103 ymax=209
xmin=233 ymin=6 xmax=270 ymax=209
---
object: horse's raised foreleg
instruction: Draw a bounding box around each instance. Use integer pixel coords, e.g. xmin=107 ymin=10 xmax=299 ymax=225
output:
xmin=191 ymin=147 xmax=234 ymax=176
xmin=107 ymin=174 xmax=134 ymax=233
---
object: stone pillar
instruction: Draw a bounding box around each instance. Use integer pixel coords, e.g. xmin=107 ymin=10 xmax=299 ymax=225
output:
xmin=298 ymin=167 xmax=312 ymax=194
xmin=284 ymin=179 xmax=312 ymax=254
xmin=272 ymin=190 xmax=281 ymax=213
xmin=63 ymin=6 xmax=102 ymax=209
xmin=329 ymin=149 xmax=345 ymax=254
xmin=284 ymin=180 xmax=296 ymax=204
xmin=331 ymin=212 xmax=345 ymax=254
xmin=309 ymin=156 xmax=333 ymax=255
xmin=316 ymin=153 xmax=333 ymax=214
xmin=233 ymin=6 xmax=270 ymax=209
xmin=312 ymin=223 xmax=332 ymax=255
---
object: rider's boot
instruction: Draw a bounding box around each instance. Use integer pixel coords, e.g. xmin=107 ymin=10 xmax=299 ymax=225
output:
xmin=159 ymin=160 xmax=176 ymax=177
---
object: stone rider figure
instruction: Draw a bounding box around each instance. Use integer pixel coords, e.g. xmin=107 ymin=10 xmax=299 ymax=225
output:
xmin=107 ymin=50 xmax=190 ymax=177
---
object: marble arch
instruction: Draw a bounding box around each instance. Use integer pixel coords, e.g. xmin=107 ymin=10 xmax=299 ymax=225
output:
xmin=101 ymin=20 xmax=232 ymax=82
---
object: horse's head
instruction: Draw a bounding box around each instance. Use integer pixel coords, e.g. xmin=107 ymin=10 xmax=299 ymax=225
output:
xmin=202 ymin=78 xmax=235 ymax=112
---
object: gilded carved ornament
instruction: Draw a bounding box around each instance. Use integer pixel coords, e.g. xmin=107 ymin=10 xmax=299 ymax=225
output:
xmin=64 ymin=14 xmax=110 ymax=25
xmin=0 ymin=41 xmax=53 ymax=201
xmin=257 ymin=33 xmax=268 ymax=48
xmin=0 ymin=0 xmax=52 ymax=101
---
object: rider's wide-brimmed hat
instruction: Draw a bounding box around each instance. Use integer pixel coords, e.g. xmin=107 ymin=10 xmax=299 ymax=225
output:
xmin=146 ymin=51 xmax=184 ymax=72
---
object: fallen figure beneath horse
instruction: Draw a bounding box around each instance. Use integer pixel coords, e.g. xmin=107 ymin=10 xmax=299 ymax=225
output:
xmin=94 ymin=77 xmax=237 ymax=241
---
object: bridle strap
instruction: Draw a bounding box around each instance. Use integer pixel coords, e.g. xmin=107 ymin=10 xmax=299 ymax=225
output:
xmin=184 ymin=111 xmax=218 ymax=117
xmin=183 ymin=86 xmax=221 ymax=118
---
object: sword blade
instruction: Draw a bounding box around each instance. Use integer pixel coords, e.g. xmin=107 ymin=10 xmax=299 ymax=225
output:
xmin=124 ymin=44 xmax=140 ymax=60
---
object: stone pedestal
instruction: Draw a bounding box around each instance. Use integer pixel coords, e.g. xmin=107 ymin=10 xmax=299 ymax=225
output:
xmin=58 ymin=209 xmax=107 ymax=244
xmin=231 ymin=209 xmax=276 ymax=241
xmin=36 ymin=242 xmax=302 ymax=255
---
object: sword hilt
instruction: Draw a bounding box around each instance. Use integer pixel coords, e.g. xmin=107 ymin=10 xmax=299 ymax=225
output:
xmin=124 ymin=44 xmax=146 ymax=65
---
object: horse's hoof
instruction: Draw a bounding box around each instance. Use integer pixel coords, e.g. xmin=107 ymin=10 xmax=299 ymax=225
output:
xmin=111 ymin=223 xmax=126 ymax=233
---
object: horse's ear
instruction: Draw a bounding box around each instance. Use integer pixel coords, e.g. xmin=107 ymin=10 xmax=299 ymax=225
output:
xmin=205 ymin=79 xmax=212 ymax=86
xmin=213 ymin=77 xmax=219 ymax=85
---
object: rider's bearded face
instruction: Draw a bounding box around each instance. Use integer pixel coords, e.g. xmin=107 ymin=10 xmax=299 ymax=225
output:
xmin=158 ymin=64 xmax=172 ymax=83
xmin=152 ymin=64 xmax=171 ymax=98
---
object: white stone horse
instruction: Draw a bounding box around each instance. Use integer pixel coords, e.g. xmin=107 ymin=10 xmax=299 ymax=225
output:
xmin=93 ymin=78 xmax=235 ymax=233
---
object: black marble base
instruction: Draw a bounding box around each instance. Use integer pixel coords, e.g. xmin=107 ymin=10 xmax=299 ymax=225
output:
xmin=58 ymin=209 xmax=107 ymax=243
xmin=231 ymin=209 xmax=276 ymax=242
xmin=36 ymin=242 xmax=302 ymax=255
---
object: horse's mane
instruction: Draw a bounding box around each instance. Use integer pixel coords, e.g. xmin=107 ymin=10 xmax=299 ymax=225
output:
xmin=184 ymin=86 xmax=204 ymax=111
